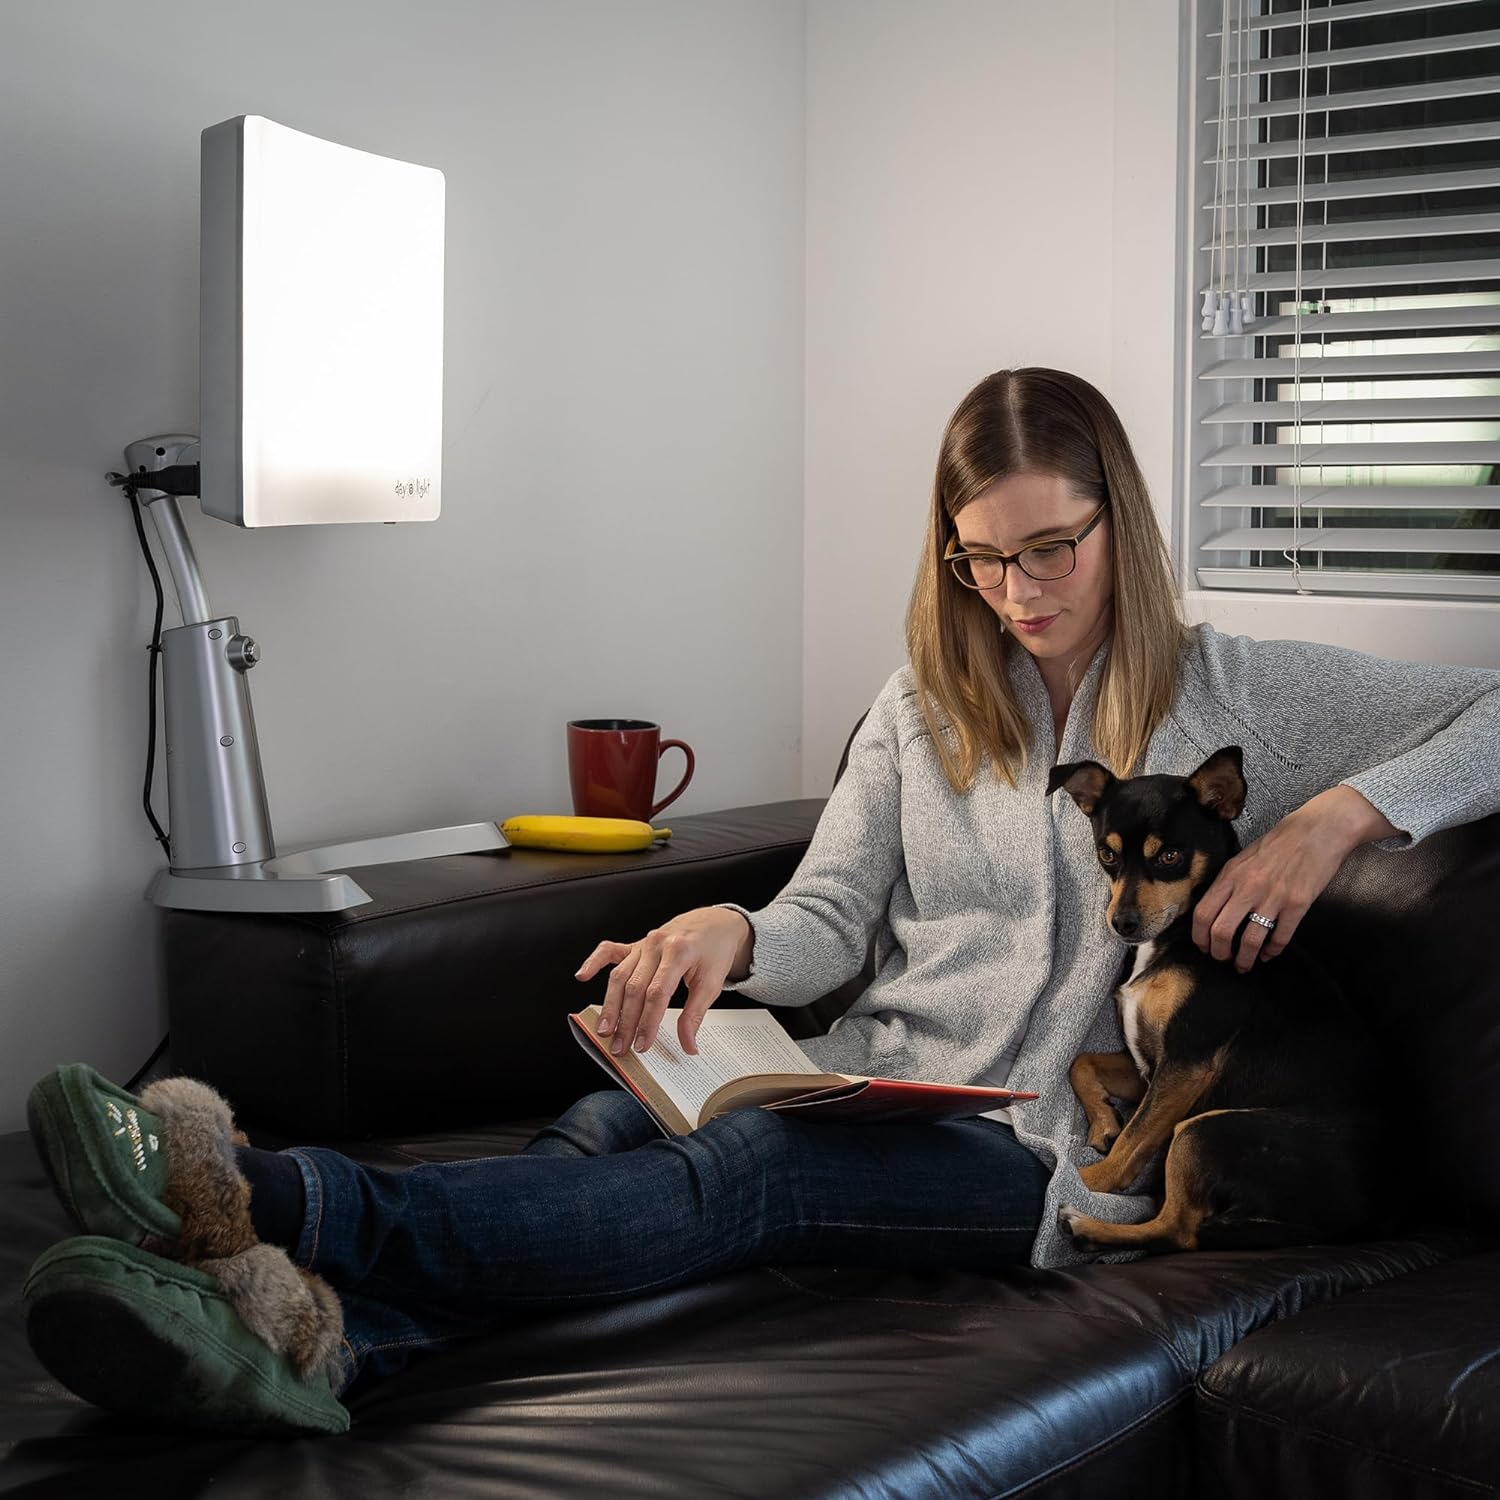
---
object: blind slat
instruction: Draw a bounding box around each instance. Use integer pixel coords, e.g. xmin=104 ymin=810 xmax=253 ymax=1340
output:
xmin=1204 ymin=166 xmax=1500 ymax=210
xmin=1205 ymin=209 xmax=1500 ymax=250
xmin=1214 ymin=27 xmax=1500 ymax=77
xmin=1204 ymin=305 xmax=1500 ymax=337
xmin=1204 ymin=484 xmax=1500 ymax=508
xmin=1204 ymin=440 xmax=1500 ymax=464
xmin=1209 ymin=0 xmax=1488 ymax=36
xmin=1196 ymin=567 xmax=1500 ymax=597
xmin=1200 ymin=259 xmax=1500 ymax=294
xmin=1204 ymin=74 xmax=1500 ymax=124
xmin=1202 ymin=351 xmax=1500 ymax=378
xmin=1202 ymin=526 xmax=1500 ymax=553
xmin=1204 ymin=119 xmax=1500 ymax=164
xmin=1206 ymin=396 xmax=1500 ymax=422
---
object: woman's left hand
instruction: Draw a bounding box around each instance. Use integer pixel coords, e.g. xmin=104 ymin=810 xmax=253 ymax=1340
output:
xmin=1191 ymin=791 xmax=1374 ymax=972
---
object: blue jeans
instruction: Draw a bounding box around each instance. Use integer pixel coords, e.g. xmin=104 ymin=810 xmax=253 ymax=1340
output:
xmin=283 ymin=1089 xmax=1050 ymax=1396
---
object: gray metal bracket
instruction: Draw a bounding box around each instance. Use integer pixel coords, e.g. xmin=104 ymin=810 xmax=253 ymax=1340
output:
xmin=119 ymin=435 xmax=508 ymax=915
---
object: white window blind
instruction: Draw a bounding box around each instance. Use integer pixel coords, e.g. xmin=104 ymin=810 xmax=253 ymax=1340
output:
xmin=1189 ymin=0 xmax=1500 ymax=600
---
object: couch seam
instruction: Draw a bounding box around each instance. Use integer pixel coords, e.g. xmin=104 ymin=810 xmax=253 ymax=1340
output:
xmin=757 ymin=1267 xmax=1192 ymax=1378
xmin=378 ymin=1145 xmax=433 ymax=1165
xmin=329 ymin=932 xmax=349 ymax=1135
xmin=1195 ymin=1386 xmax=1496 ymax=1495
xmin=994 ymin=1389 xmax=1191 ymax=1500
xmin=752 ymin=1243 xmax=1476 ymax=1399
xmin=282 ymin=836 xmax=820 ymax=930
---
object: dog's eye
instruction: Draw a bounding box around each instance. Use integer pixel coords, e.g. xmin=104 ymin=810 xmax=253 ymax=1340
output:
xmin=1097 ymin=847 xmax=1116 ymax=866
xmin=1158 ymin=848 xmax=1181 ymax=866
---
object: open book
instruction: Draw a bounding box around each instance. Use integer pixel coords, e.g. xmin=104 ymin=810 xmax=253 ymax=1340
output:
xmin=569 ymin=1004 xmax=1037 ymax=1137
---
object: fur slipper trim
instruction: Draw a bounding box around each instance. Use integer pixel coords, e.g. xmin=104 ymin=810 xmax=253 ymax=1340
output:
xmin=139 ymin=1077 xmax=257 ymax=1264
xmin=199 ymin=1243 xmax=345 ymax=1383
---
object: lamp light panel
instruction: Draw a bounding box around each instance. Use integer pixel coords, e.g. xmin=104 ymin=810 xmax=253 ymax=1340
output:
xmin=200 ymin=115 xmax=444 ymax=526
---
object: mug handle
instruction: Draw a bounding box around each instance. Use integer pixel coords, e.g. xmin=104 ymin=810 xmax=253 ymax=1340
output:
xmin=651 ymin=739 xmax=695 ymax=818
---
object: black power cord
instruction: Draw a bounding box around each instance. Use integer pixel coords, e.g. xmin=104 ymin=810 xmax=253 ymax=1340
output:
xmin=108 ymin=469 xmax=178 ymax=1087
xmin=120 ymin=476 xmax=173 ymax=855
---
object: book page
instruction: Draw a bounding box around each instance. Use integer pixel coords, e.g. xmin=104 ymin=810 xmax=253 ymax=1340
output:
xmin=633 ymin=1007 xmax=824 ymax=1128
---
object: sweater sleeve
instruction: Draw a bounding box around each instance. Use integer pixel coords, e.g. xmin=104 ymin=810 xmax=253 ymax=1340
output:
xmin=1188 ymin=624 xmax=1500 ymax=852
xmin=714 ymin=671 xmax=908 ymax=1006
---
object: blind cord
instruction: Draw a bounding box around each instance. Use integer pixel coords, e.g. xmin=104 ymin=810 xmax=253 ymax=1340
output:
xmin=1230 ymin=0 xmax=1242 ymax=332
xmin=1237 ymin=0 xmax=1256 ymax=330
xmin=1206 ymin=0 xmax=1233 ymax=332
xmin=1285 ymin=0 xmax=1311 ymax=595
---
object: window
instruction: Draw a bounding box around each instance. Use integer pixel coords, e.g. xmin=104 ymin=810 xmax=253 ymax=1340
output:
xmin=1187 ymin=0 xmax=1500 ymax=601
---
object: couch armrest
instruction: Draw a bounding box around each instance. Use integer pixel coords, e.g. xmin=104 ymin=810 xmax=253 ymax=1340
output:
xmin=164 ymin=800 xmax=825 ymax=1139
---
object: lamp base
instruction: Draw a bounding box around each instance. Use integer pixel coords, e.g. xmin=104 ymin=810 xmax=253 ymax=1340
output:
xmin=147 ymin=821 xmax=511 ymax=913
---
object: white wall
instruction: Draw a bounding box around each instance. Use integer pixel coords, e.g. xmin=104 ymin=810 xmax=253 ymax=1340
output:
xmin=802 ymin=0 xmax=1188 ymax=790
xmin=0 ymin=0 xmax=806 ymax=1130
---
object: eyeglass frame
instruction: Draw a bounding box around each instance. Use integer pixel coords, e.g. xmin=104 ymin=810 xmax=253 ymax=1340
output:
xmin=942 ymin=498 xmax=1109 ymax=590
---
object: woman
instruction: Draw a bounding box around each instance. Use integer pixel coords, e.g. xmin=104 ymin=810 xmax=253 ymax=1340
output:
xmin=23 ymin=369 xmax=1500 ymax=1435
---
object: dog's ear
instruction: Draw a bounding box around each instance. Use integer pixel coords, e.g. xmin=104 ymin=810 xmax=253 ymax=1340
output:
xmin=1047 ymin=760 xmax=1115 ymax=816
xmin=1186 ymin=746 xmax=1246 ymax=821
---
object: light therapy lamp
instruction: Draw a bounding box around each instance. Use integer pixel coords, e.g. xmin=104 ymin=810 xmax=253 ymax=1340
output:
xmin=113 ymin=115 xmax=506 ymax=914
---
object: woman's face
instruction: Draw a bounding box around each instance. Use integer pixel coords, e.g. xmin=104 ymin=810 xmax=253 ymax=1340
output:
xmin=951 ymin=471 xmax=1113 ymax=670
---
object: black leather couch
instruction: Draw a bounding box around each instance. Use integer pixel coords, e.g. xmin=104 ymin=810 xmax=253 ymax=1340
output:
xmin=3 ymin=783 xmax=1498 ymax=1497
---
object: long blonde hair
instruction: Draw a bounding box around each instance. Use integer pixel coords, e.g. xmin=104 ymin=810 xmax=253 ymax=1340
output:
xmin=905 ymin=368 xmax=1188 ymax=791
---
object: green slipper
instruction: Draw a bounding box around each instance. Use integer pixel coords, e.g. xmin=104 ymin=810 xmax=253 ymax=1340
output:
xmin=28 ymin=1064 xmax=255 ymax=1260
xmin=24 ymin=1236 xmax=350 ymax=1436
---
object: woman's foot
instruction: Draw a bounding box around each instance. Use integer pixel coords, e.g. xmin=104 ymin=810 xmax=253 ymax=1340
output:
xmin=26 ymin=1065 xmax=348 ymax=1433
xmin=27 ymin=1063 xmax=256 ymax=1260
xmin=24 ymin=1236 xmax=349 ymax=1435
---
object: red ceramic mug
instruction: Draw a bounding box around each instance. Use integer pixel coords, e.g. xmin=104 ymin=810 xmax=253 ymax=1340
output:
xmin=567 ymin=719 xmax=695 ymax=822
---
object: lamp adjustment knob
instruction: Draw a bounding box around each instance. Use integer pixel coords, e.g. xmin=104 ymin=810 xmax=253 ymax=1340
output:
xmin=227 ymin=634 xmax=260 ymax=672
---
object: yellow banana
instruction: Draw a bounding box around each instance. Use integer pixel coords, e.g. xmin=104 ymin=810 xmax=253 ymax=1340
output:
xmin=499 ymin=815 xmax=672 ymax=853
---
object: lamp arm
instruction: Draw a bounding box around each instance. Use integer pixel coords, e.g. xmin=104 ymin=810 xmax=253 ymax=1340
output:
xmin=116 ymin=435 xmax=274 ymax=872
xmin=116 ymin=437 xmax=211 ymax=624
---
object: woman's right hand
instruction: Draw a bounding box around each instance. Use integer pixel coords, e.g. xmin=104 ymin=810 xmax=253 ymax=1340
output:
xmin=574 ymin=906 xmax=754 ymax=1058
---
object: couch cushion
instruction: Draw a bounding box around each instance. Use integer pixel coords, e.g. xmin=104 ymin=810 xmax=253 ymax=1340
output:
xmin=1291 ymin=809 xmax=1500 ymax=1235
xmin=1196 ymin=1251 xmax=1500 ymax=1499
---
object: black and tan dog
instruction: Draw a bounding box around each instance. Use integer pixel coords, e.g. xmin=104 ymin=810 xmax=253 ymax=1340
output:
xmin=1045 ymin=746 xmax=1383 ymax=1255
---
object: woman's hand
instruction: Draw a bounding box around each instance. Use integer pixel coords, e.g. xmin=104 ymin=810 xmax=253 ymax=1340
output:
xmin=574 ymin=907 xmax=754 ymax=1057
xmin=1191 ymin=787 xmax=1388 ymax=973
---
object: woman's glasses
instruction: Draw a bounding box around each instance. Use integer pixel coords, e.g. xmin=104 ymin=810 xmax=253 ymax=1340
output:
xmin=943 ymin=500 xmax=1108 ymax=590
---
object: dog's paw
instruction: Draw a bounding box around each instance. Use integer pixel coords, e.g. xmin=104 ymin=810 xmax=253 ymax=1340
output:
xmin=1077 ymin=1160 xmax=1116 ymax=1194
xmin=1085 ymin=1126 xmax=1119 ymax=1156
xmin=1057 ymin=1204 xmax=1107 ymax=1256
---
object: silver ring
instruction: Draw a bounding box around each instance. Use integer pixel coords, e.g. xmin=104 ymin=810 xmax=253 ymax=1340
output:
xmin=1247 ymin=911 xmax=1276 ymax=930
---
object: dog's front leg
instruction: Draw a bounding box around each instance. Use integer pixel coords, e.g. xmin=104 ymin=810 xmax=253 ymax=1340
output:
xmin=1078 ymin=1063 xmax=1213 ymax=1195
xmin=1068 ymin=1051 xmax=1146 ymax=1155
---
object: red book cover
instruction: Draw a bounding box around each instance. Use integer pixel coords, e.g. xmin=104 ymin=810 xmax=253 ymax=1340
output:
xmin=757 ymin=1076 xmax=1038 ymax=1125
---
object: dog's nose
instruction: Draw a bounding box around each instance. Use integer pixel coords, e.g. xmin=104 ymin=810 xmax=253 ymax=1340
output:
xmin=1112 ymin=913 xmax=1140 ymax=940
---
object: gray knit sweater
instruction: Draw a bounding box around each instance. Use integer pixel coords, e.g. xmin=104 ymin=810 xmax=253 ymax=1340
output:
xmin=718 ymin=622 xmax=1500 ymax=1269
